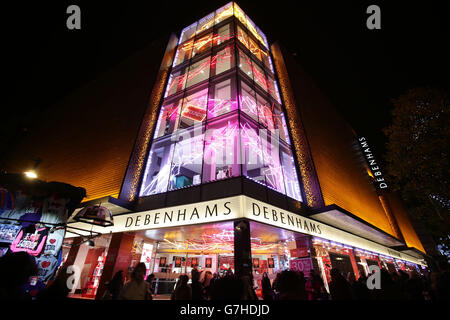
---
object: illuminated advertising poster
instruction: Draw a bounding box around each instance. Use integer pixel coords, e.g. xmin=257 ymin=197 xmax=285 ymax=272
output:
xmin=191 ymin=257 xmax=199 ymax=267
xmin=159 ymin=256 xmax=167 ymax=267
xmin=267 ymin=257 xmax=275 ymax=268
xmin=205 ymin=257 xmax=212 ymax=268
xmin=253 ymin=258 xmax=260 ymax=268
xmin=289 ymin=257 xmax=313 ymax=278
xmin=174 ymin=256 xmax=182 ymax=268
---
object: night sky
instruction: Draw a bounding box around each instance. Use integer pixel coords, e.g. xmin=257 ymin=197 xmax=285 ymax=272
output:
xmin=3 ymin=0 xmax=449 ymax=167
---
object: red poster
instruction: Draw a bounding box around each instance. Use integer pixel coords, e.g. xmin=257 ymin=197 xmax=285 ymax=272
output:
xmin=191 ymin=257 xmax=199 ymax=267
xmin=205 ymin=258 xmax=212 ymax=268
xmin=174 ymin=257 xmax=182 ymax=268
xmin=159 ymin=257 xmax=167 ymax=267
xmin=290 ymin=248 xmax=309 ymax=258
xmin=289 ymin=258 xmax=313 ymax=278
xmin=267 ymin=258 xmax=274 ymax=268
xmin=253 ymin=258 xmax=260 ymax=268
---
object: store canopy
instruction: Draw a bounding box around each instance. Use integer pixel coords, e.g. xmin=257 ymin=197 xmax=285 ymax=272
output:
xmin=309 ymin=204 xmax=404 ymax=248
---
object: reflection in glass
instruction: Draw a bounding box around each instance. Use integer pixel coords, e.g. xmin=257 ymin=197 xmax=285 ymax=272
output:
xmin=140 ymin=136 xmax=176 ymax=196
xmin=203 ymin=114 xmax=241 ymax=183
xmin=169 ymin=127 xmax=204 ymax=190
xmin=240 ymin=81 xmax=258 ymax=121
xmin=185 ymin=56 xmax=211 ymax=89
xmin=208 ymin=79 xmax=237 ymax=119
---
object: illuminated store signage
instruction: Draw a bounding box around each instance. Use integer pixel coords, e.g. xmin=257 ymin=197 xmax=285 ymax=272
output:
xmin=358 ymin=137 xmax=388 ymax=189
xmin=66 ymin=196 xmax=424 ymax=266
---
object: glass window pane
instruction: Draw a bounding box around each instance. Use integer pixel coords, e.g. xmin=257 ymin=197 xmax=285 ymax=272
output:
xmin=256 ymin=94 xmax=274 ymax=130
xmin=280 ymin=144 xmax=302 ymax=201
xmin=260 ymin=130 xmax=286 ymax=194
xmin=192 ymin=33 xmax=213 ymax=58
xmin=169 ymin=127 xmax=204 ymax=190
xmin=165 ymin=68 xmax=188 ymax=97
xmin=273 ymin=104 xmax=290 ymax=144
xmin=267 ymin=76 xmax=281 ymax=103
xmin=248 ymin=37 xmax=262 ymax=61
xmin=263 ymin=52 xmax=274 ymax=73
xmin=140 ymin=136 xmax=175 ymax=196
xmin=154 ymin=99 xmax=182 ymax=138
xmin=212 ymin=45 xmax=234 ymax=76
xmin=237 ymin=25 xmax=249 ymax=49
xmin=252 ymin=63 xmax=268 ymax=92
xmin=240 ymin=119 xmax=265 ymax=184
xmin=180 ymin=89 xmax=208 ymax=128
xmin=238 ymin=49 xmax=253 ymax=80
xmin=197 ymin=12 xmax=215 ymax=35
xmin=239 ymin=81 xmax=258 ymax=121
xmin=215 ymin=2 xmax=233 ymax=24
xmin=185 ymin=56 xmax=210 ymax=89
xmin=203 ymin=113 xmax=241 ymax=183
xmin=173 ymin=39 xmax=193 ymax=67
xmin=180 ymin=22 xmax=198 ymax=44
xmin=208 ymin=79 xmax=237 ymax=119
xmin=214 ymin=23 xmax=231 ymax=46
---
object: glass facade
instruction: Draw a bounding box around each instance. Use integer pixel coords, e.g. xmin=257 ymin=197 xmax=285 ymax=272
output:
xmin=140 ymin=2 xmax=302 ymax=201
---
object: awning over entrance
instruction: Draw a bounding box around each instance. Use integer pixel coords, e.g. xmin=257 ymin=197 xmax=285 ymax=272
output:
xmin=309 ymin=204 xmax=404 ymax=248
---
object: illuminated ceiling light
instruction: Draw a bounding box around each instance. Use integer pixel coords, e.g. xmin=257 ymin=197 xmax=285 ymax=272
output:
xmin=24 ymin=170 xmax=37 ymax=179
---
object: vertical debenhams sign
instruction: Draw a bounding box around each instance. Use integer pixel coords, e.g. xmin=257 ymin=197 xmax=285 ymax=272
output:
xmin=358 ymin=137 xmax=388 ymax=189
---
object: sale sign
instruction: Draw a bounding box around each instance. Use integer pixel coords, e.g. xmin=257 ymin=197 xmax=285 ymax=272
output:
xmin=289 ymin=258 xmax=313 ymax=278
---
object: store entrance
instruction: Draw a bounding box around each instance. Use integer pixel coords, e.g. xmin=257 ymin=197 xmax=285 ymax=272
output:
xmin=328 ymin=252 xmax=355 ymax=278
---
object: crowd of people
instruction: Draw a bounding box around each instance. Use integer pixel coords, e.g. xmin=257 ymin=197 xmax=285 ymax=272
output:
xmin=104 ymin=263 xmax=450 ymax=301
xmin=1 ymin=251 xmax=449 ymax=301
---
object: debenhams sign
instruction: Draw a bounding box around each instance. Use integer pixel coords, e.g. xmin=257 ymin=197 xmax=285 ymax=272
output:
xmin=66 ymin=195 xmax=423 ymax=265
xmin=358 ymin=137 xmax=388 ymax=189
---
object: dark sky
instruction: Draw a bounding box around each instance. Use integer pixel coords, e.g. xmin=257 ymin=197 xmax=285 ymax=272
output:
xmin=3 ymin=0 xmax=449 ymax=166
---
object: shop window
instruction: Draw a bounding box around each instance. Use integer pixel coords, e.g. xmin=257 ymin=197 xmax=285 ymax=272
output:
xmin=67 ymin=234 xmax=112 ymax=299
xmin=238 ymin=49 xmax=253 ymax=81
xmin=240 ymin=118 xmax=265 ymax=184
xmin=179 ymin=22 xmax=198 ymax=44
xmin=248 ymin=37 xmax=262 ymax=61
xmin=179 ymin=88 xmax=208 ymax=129
xmin=168 ymin=126 xmax=205 ymax=191
xmin=256 ymin=94 xmax=274 ymax=130
xmin=260 ymin=130 xmax=286 ymax=193
xmin=173 ymin=39 xmax=193 ymax=67
xmin=263 ymin=52 xmax=275 ymax=73
xmin=237 ymin=25 xmax=249 ymax=49
xmin=280 ymin=144 xmax=302 ymax=201
xmin=273 ymin=103 xmax=290 ymax=143
xmin=192 ymin=33 xmax=213 ymax=58
xmin=165 ymin=67 xmax=188 ymax=97
xmin=215 ymin=2 xmax=233 ymax=24
xmin=212 ymin=45 xmax=234 ymax=76
xmin=252 ymin=63 xmax=268 ymax=92
xmin=207 ymin=78 xmax=237 ymax=119
xmin=154 ymin=99 xmax=182 ymax=138
xmin=202 ymin=113 xmax=241 ymax=183
xmin=239 ymin=81 xmax=258 ymax=121
xmin=214 ymin=23 xmax=232 ymax=46
xmin=140 ymin=135 xmax=176 ymax=196
xmin=185 ymin=56 xmax=211 ymax=89
xmin=196 ymin=12 xmax=215 ymax=35
xmin=267 ymin=75 xmax=281 ymax=103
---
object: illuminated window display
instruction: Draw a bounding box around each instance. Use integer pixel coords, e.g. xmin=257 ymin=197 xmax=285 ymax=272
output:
xmin=68 ymin=234 xmax=112 ymax=299
xmin=140 ymin=2 xmax=303 ymax=202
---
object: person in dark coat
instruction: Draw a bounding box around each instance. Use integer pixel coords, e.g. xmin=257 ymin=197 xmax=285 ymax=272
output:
xmin=0 ymin=252 xmax=37 ymax=300
xmin=106 ymin=270 xmax=124 ymax=300
xmin=328 ymin=268 xmax=353 ymax=300
xmin=191 ymin=266 xmax=203 ymax=300
xmin=171 ymin=274 xmax=192 ymax=300
xmin=261 ymin=272 xmax=274 ymax=300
